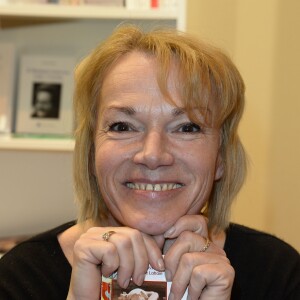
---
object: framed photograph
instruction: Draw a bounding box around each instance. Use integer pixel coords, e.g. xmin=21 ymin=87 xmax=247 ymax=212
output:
xmin=15 ymin=54 xmax=76 ymax=136
xmin=0 ymin=43 xmax=16 ymax=133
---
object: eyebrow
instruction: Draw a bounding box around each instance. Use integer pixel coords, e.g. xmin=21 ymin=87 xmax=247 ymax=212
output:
xmin=105 ymin=105 xmax=186 ymax=117
xmin=105 ymin=106 xmax=136 ymax=115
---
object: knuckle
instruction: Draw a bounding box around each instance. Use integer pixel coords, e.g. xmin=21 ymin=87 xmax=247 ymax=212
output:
xmin=180 ymin=252 xmax=196 ymax=269
xmin=198 ymin=214 xmax=209 ymax=225
xmin=118 ymin=234 xmax=132 ymax=249
xmin=73 ymin=239 xmax=90 ymax=261
xmin=227 ymin=264 xmax=235 ymax=281
xmin=130 ymin=228 xmax=143 ymax=241
xmin=73 ymin=238 xmax=84 ymax=254
xmin=191 ymin=266 xmax=206 ymax=283
xmin=178 ymin=230 xmax=195 ymax=242
xmin=216 ymin=247 xmax=227 ymax=256
xmin=214 ymin=264 xmax=235 ymax=288
xmin=221 ymin=255 xmax=231 ymax=265
xmin=194 ymin=215 xmax=208 ymax=231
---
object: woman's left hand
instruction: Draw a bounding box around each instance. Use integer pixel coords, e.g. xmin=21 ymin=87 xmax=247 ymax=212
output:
xmin=162 ymin=215 xmax=234 ymax=300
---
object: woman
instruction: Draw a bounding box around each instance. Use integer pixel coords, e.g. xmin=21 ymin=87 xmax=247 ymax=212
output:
xmin=0 ymin=25 xmax=299 ymax=300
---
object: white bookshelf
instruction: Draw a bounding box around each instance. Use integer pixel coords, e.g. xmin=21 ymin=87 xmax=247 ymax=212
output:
xmin=0 ymin=134 xmax=74 ymax=151
xmin=0 ymin=1 xmax=186 ymax=151
xmin=0 ymin=3 xmax=180 ymax=21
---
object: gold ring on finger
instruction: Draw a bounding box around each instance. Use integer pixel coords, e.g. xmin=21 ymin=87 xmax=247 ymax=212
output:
xmin=200 ymin=237 xmax=211 ymax=252
xmin=102 ymin=230 xmax=116 ymax=242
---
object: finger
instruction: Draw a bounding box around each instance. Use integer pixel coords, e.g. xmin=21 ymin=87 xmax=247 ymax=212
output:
xmin=151 ymin=233 xmax=165 ymax=250
xmin=106 ymin=231 xmax=135 ymax=288
xmin=164 ymin=233 xmax=225 ymax=280
xmin=70 ymin=237 xmax=119 ymax=299
xmin=142 ymin=233 xmax=165 ymax=272
xmin=170 ymin=252 xmax=232 ymax=300
xmin=164 ymin=215 xmax=208 ymax=239
xmin=81 ymin=227 xmax=121 ymax=277
xmin=124 ymin=229 xmax=149 ymax=286
xmin=188 ymin=262 xmax=234 ymax=299
xmin=100 ymin=227 xmax=149 ymax=288
xmin=86 ymin=227 xmax=148 ymax=288
xmin=73 ymin=230 xmax=120 ymax=273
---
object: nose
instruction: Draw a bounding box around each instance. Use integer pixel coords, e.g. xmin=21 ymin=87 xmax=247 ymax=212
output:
xmin=133 ymin=130 xmax=174 ymax=170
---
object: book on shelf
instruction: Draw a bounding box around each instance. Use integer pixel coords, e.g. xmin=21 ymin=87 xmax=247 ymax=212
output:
xmin=0 ymin=43 xmax=16 ymax=134
xmin=101 ymin=265 xmax=188 ymax=299
xmin=126 ymin=0 xmax=178 ymax=9
xmin=83 ymin=0 xmax=124 ymax=6
xmin=16 ymin=0 xmax=124 ymax=5
xmin=15 ymin=54 xmax=76 ymax=136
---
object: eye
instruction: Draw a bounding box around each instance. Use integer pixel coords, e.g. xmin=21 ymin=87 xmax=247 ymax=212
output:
xmin=178 ymin=122 xmax=201 ymax=133
xmin=108 ymin=121 xmax=134 ymax=132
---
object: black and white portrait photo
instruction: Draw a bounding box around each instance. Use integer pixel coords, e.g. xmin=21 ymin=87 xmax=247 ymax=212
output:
xmin=31 ymin=83 xmax=61 ymax=119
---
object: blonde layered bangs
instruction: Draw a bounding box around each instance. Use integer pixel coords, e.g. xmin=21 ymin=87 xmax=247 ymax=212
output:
xmin=73 ymin=25 xmax=247 ymax=230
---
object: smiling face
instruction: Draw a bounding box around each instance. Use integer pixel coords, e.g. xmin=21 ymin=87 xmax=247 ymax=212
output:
xmin=94 ymin=51 xmax=223 ymax=235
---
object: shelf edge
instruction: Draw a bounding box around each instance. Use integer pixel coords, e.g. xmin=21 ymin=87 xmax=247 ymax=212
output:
xmin=0 ymin=135 xmax=75 ymax=152
xmin=0 ymin=3 xmax=178 ymax=20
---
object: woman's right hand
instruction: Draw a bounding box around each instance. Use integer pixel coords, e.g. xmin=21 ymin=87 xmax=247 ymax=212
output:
xmin=66 ymin=226 xmax=164 ymax=300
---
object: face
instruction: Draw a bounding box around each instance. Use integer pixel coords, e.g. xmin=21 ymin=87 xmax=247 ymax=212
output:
xmin=94 ymin=51 xmax=223 ymax=235
xmin=35 ymin=91 xmax=53 ymax=116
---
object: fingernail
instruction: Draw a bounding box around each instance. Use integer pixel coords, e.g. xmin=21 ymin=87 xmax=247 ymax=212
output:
xmin=123 ymin=279 xmax=130 ymax=288
xmin=137 ymin=274 xmax=145 ymax=286
xmin=165 ymin=269 xmax=171 ymax=281
xmin=168 ymin=292 xmax=174 ymax=300
xmin=157 ymin=258 xmax=165 ymax=270
xmin=164 ymin=226 xmax=175 ymax=237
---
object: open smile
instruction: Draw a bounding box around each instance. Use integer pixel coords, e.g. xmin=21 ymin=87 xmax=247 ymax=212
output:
xmin=125 ymin=182 xmax=184 ymax=191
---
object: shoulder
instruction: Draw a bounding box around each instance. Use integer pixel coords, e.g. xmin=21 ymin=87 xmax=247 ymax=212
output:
xmin=0 ymin=221 xmax=75 ymax=299
xmin=225 ymin=223 xmax=299 ymax=258
xmin=1 ymin=220 xmax=76 ymax=264
xmin=225 ymin=223 xmax=299 ymax=269
xmin=0 ymin=220 xmax=75 ymax=269
xmin=225 ymin=223 xmax=300 ymax=300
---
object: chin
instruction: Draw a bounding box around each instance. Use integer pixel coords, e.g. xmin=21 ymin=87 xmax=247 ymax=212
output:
xmin=126 ymin=218 xmax=172 ymax=236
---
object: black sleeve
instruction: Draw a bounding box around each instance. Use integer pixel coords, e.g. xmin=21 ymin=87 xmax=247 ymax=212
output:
xmin=226 ymin=224 xmax=300 ymax=300
xmin=0 ymin=239 xmax=71 ymax=300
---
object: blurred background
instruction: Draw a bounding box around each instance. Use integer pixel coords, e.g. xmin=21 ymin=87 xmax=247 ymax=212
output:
xmin=186 ymin=0 xmax=300 ymax=251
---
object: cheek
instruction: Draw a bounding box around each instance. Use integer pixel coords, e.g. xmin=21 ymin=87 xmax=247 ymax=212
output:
xmin=182 ymin=145 xmax=219 ymax=171
xmin=94 ymin=140 xmax=130 ymax=183
xmin=95 ymin=146 xmax=115 ymax=178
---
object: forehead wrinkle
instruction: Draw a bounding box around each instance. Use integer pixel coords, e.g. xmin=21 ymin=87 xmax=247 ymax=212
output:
xmin=103 ymin=103 xmax=185 ymax=117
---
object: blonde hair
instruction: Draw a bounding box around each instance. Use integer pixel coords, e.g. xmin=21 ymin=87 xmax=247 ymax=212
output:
xmin=73 ymin=25 xmax=247 ymax=231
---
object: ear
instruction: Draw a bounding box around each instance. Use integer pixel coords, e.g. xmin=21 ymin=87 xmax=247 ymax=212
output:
xmin=214 ymin=152 xmax=224 ymax=181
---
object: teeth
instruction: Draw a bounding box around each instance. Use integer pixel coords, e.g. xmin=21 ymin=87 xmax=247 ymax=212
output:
xmin=126 ymin=182 xmax=183 ymax=191
xmin=154 ymin=184 xmax=161 ymax=191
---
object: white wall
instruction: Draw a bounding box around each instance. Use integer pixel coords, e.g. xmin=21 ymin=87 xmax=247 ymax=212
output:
xmin=0 ymin=150 xmax=76 ymax=236
xmin=187 ymin=0 xmax=300 ymax=251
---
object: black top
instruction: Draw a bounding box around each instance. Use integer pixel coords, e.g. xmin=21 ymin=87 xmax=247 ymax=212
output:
xmin=0 ymin=222 xmax=299 ymax=300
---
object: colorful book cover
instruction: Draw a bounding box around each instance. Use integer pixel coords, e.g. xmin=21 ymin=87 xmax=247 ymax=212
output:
xmin=101 ymin=265 xmax=187 ymax=299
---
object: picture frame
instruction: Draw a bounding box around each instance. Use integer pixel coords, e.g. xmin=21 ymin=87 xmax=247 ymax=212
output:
xmin=15 ymin=54 xmax=76 ymax=136
xmin=0 ymin=43 xmax=16 ymax=133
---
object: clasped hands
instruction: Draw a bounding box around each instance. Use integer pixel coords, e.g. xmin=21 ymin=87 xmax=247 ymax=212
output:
xmin=67 ymin=215 xmax=234 ymax=300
